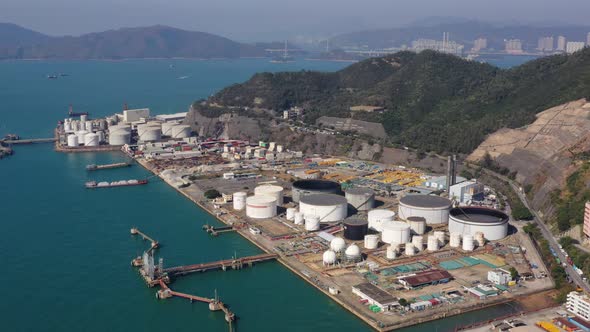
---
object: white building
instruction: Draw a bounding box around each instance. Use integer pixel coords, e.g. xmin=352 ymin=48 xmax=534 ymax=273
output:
xmin=352 ymin=283 xmax=398 ymax=311
xmin=123 ymin=108 xmax=150 ymax=123
xmin=423 ymin=175 xmax=467 ymax=190
xmin=567 ymin=41 xmax=586 ymax=54
xmin=557 ymin=36 xmax=567 ymax=51
xmin=488 ymin=269 xmax=511 ymax=285
xmin=567 ymin=291 xmax=590 ymax=320
xmin=155 ymin=112 xmax=187 ymax=122
xmin=505 ymin=39 xmax=523 ymax=54
xmin=449 ymin=180 xmax=485 ymax=204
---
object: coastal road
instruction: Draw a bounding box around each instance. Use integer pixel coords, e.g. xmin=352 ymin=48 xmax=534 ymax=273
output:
xmin=476 ymin=166 xmax=590 ymax=293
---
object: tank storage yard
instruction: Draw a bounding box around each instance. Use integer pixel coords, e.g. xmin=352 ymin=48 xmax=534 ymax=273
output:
xmin=55 ymin=108 xmax=554 ymax=331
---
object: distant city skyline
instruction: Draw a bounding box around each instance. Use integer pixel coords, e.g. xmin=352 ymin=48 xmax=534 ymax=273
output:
xmin=3 ymin=0 xmax=590 ymax=41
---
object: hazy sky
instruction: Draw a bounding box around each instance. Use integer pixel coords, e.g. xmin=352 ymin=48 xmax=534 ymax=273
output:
xmin=3 ymin=0 xmax=590 ymax=41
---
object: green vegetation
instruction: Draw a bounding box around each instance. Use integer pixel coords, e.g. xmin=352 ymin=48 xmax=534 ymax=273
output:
xmin=508 ymin=266 xmax=519 ymax=280
xmin=478 ymin=171 xmax=532 ymax=220
xmin=206 ymin=49 xmax=590 ymax=153
xmin=560 ymin=236 xmax=590 ymax=276
xmin=203 ymin=189 xmax=221 ymax=200
xmin=398 ymin=298 xmax=408 ymax=306
xmin=552 ymin=163 xmax=590 ymax=231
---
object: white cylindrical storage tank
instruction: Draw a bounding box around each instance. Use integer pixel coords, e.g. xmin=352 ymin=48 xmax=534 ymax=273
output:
xmin=80 ymin=114 xmax=87 ymax=122
xmin=84 ymin=133 xmax=99 ymax=146
xmin=96 ymin=131 xmax=105 ymax=143
xmin=304 ymin=215 xmax=320 ymax=231
xmin=330 ymin=237 xmax=346 ymax=252
xmin=345 ymin=244 xmax=361 ymax=261
xmin=76 ymin=130 xmax=88 ymax=143
xmin=109 ymin=124 xmax=131 ymax=134
xmin=448 ymin=207 xmax=509 ymax=241
xmin=67 ymin=134 xmax=78 ymax=147
xmin=398 ymin=195 xmax=452 ymax=224
xmin=427 ymin=236 xmax=440 ymax=251
xmin=233 ymin=192 xmax=247 ymax=210
xmin=294 ymin=212 xmax=304 ymax=225
xmin=109 ymin=132 xmax=131 ymax=145
xmin=434 ymin=231 xmax=446 ymax=246
xmin=140 ymin=127 xmax=162 ymax=142
xmin=85 ymin=121 xmax=93 ymax=131
xmin=254 ymin=185 xmax=284 ymax=205
xmin=323 ymin=250 xmax=337 ymax=265
xmin=98 ymin=119 xmax=107 ymax=130
xmin=345 ymin=187 xmax=375 ymax=211
xmin=171 ymin=125 xmax=191 ymax=138
xmin=299 ymin=194 xmax=347 ymax=223
xmin=407 ymin=216 xmax=426 ymax=235
xmin=286 ymin=207 xmax=296 ymax=221
xmin=412 ymin=235 xmax=424 ymax=251
xmin=368 ymin=209 xmax=396 ymax=232
xmin=405 ymin=243 xmax=415 ymax=256
xmin=71 ymin=121 xmax=80 ymax=132
xmin=161 ymin=122 xmax=178 ymax=136
xmin=381 ymin=221 xmax=411 ymax=244
xmin=64 ymin=121 xmax=72 ymax=132
xmin=246 ymin=195 xmax=277 ymax=219
xmin=291 ymin=179 xmax=342 ymax=202
xmin=391 ymin=243 xmax=401 ymax=253
xmin=450 ymin=233 xmax=462 ymax=248
xmin=386 ymin=246 xmax=397 ymax=259
xmin=475 ymin=232 xmax=485 ymax=246
xmin=364 ymin=235 xmax=379 ymax=250
xmin=462 ymin=234 xmax=475 ymax=251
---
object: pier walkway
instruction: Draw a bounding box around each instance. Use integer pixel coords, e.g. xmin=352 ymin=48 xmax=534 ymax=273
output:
xmin=164 ymin=253 xmax=277 ymax=276
xmin=130 ymin=227 xmax=159 ymax=251
xmin=2 ymin=138 xmax=56 ymax=144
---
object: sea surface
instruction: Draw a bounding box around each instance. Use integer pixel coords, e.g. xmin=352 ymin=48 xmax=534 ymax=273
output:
xmin=0 ymin=58 xmax=520 ymax=332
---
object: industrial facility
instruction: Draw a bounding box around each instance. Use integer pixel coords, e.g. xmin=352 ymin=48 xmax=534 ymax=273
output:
xmin=299 ymin=193 xmax=348 ymax=223
xmin=448 ymin=207 xmax=509 ymax=241
xmin=398 ymin=195 xmax=452 ymax=224
xmin=292 ymin=179 xmax=342 ymax=202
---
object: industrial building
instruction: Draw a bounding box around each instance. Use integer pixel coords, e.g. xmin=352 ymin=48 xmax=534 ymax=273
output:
xmin=299 ymin=194 xmax=348 ymax=222
xmin=449 ymin=180 xmax=485 ymax=204
xmin=398 ymin=269 xmax=453 ymax=289
xmin=423 ymin=175 xmax=466 ymax=191
xmin=123 ymin=108 xmax=150 ymax=123
xmin=291 ymin=179 xmax=342 ymax=202
xmin=398 ymin=195 xmax=452 ymax=224
xmin=488 ymin=269 xmax=512 ymax=285
xmin=567 ymin=291 xmax=590 ymax=321
xmin=352 ymin=283 xmax=398 ymax=311
xmin=345 ymin=187 xmax=375 ymax=211
xmin=448 ymin=207 xmax=509 ymax=241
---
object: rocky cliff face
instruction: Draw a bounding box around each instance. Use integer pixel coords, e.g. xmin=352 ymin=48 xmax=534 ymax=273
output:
xmin=183 ymin=106 xmax=268 ymax=140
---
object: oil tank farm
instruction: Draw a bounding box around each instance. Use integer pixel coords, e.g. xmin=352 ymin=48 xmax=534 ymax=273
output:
xmin=381 ymin=221 xmax=411 ymax=244
xmin=448 ymin=207 xmax=509 ymax=241
xmin=343 ymin=218 xmax=369 ymax=240
xmin=254 ymin=185 xmax=284 ymax=205
xmin=345 ymin=187 xmax=375 ymax=211
xmin=246 ymin=195 xmax=277 ymax=219
xmin=291 ymin=179 xmax=341 ymax=202
xmin=398 ymin=195 xmax=452 ymax=224
xmin=299 ymin=194 xmax=347 ymax=223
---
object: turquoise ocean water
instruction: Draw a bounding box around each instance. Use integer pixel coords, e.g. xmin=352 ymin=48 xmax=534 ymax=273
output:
xmin=0 ymin=58 xmax=521 ymax=332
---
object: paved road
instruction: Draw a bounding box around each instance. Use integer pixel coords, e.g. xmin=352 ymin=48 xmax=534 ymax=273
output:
xmin=477 ymin=166 xmax=590 ymax=293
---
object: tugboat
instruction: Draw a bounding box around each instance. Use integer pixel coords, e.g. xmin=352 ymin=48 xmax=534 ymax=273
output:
xmin=68 ymin=104 xmax=88 ymax=117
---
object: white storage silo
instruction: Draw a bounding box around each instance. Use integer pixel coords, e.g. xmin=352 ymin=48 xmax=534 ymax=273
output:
xmin=286 ymin=207 xmax=296 ymax=221
xmin=109 ymin=132 xmax=131 ymax=145
xmin=345 ymin=244 xmax=361 ymax=262
xmin=386 ymin=246 xmax=397 ymax=259
xmin=96 ymin=131 xmax=105 ymax=143
xmin=368 ymin=209 xmax=396 ymax=232
xmin=76 ymin=130 xmax=88 ymax=143
xmin=67 ymin=134 xmax=79 ymax=147
xmin=64 ymin=120 xmax=72 ymax=132
xmin=109 ymin=124 xmax=131 ymax=135
xmin=246 ymin=195 xmax=277 ymax=219
xmin=345 ymin=187 xmax=375 ymax=211
xmin=84 ymin=133 xmax=99 ymax=146
xmin=449 ymin=233 xmax=462 ymax=248
xmin=161 ymin=122 xmax=178 ymax=136
xmin=254 ymin=185 xmax=284 ymax=205
xmin=434 ymin=231 xmax=446 ymax=246
xmin=412 ymin=235 xmax=424 ymax=251
xmin=475 ymin=232 xmax=485 ymax=246
xmin=299 ymin=194 xmax=347 ymax=223
xmin=71 ymin=120 xmax=80 ymax=132
xmin=364 ymin=235 xmax=379 ymax=249
xmin=80 ymin=114 xmax=87 ymax=122
xmin=381 ymin=221 xmax=411 ymax=244
xmin=140 ymin=127 xmax=162 ymax=142
xmin=448 ymin=207 xmax=509 ymax=241
xmin=171 ymin=125 xmax=192 ymax=138
xmin=330 ymin=237 xmax=346 ymax=252
xmin=427 ymin=236 xmax=439 ymax=251
xmin=323 ymin=250 xmax=337 ymax=266
xmin=294 ymin=212 xmax=304 ymax=225
xmin=233 ymin=192 xmax=247 ymax=210
xmin=398 ymin=195 xmax=452 ymax=224
xmin=85 ymin=121 xmax=93 ymax=131
xmin=462 ymin=235 xmax=475 ymax=251
xmin=405 ymin=243 xmax=415 ymax=256
xmin=304 ymin=215 xmax=320 ymax=231
xmin=407 ymin=216 xmax=426 ymax=235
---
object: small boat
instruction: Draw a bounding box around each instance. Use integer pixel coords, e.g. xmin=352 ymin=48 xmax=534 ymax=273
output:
xmin=177 ymin=76 xmax=189 ymax=80
xmin=47 ymin=75 xmax=58 ymax=79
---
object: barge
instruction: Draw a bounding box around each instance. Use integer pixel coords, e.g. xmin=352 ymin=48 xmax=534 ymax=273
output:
xmin=85 ymin=179 xmax=148 ymax=189
xmin=86 ymin=162 xmax=131 ymax=171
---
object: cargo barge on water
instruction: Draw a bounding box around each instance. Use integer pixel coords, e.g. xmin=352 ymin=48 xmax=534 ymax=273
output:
xmin=85 ymin=179 xmax=147 ymax=189
xmin=86 ymin=162 xmax=131 ymax=171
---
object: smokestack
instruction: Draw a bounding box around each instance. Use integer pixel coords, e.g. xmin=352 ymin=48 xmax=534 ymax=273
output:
xmin=451 ymin=154 xmax=457 ymax=186
xmin=446 ymin=156 xmax=452 ymax=194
